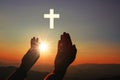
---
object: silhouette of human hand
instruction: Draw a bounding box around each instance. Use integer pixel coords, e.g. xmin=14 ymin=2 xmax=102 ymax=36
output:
xmin=20 ymin=37 xmax=40 ymax=73
xmin=8 ymin=37 xmax=40 ymax=80
xmin=55 ymin=32 xmax=77 ymax=69
xmin=53 ymin=32 xmax=77 ymax=79
xmin=43 ymin=32 xmax=77 ymax=80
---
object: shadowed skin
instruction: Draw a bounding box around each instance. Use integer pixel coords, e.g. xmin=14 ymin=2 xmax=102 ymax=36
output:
xmin=20 ymin=37 xmax=40 ymax=72
xmin=8 ymin=37 xmax=40 ymax=80
xmin=44 ymin=32 xmax=77 ymax=80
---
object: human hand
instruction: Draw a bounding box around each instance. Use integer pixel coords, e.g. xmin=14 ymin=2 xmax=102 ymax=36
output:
xmin=54 ymin=32 xmax=77 ymax=77
xmin=20 ymin=37 xmax=40 ymax=73
xmin=43 ymin=32 xmax=77 ymax=80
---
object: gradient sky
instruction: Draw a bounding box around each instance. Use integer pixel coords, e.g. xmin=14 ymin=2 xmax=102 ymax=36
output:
xmin=0 ymin=0 xmax=120 ymax=67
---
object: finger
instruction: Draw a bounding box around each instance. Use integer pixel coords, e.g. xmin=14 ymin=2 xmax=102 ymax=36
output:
xmin=31 ymin=37 xmax=38 ymax=48
xmin=64 ymin=32 xmax=68 ymax=42
xmin=72 ymin=45 xmax=77 ymax=55
xmin=63 ymin=32 xmax=72 ymax=45
xmin=58 ymin=40 xmax=61 ymax=52
xmin=66 ymin=33 xmax=72 ymax=45
xmin=58 ymin=40 xmax=60 ymax=49
xmin=31 ymin=37 xmax=34 ymax=42
xmin=60 ymin=34 xmax=64 ymax=41
xmin=63 ymin=32 xmax=66 ymax=35
xmin=36 ymin=38 xmax=39 ymax=47
xmin=61 ymin=32 xmax=67 ymax=46
xmin=36 ymin=38 xmax=39 ymax=42
xmin=31 ymin=37 xmax=34 ymax=47
xmin=31 ymin=37 xmax=35 ymax=43
xmin=61 ymin=32 xmax=66 ymax=41
xmin=33 ymin=37 xmax=35 ymax=41
xmin=37 ymin=38 xmax=39 ymax=42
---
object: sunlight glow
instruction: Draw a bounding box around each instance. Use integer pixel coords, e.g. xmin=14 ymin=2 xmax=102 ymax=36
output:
xmin=39 ymin=42 xmax=48 ymax=52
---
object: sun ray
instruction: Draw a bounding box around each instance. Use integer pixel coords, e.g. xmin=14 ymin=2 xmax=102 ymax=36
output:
xmin=39 ymin=42 xmax=49 ymax=52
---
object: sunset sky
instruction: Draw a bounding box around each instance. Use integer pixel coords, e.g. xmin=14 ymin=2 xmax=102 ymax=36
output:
xmin=0 ymin=0 xmax=120 ymax=68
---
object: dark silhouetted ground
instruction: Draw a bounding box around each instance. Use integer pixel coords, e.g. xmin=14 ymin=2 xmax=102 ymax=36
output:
xmin=0 ymin=64 xmax=120 ymax=80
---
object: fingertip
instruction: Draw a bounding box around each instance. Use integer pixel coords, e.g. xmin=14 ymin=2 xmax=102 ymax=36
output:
xmin=31 ymin=37 xmax=34 ymax=42
xmin=66 ymin=32 xmax=70 ymax=36
xmin=31 ymin=38 xmax=33 ymax=41
xmin=66 ymin=33 xmax=72 ymax=45
xmin=58 ymin=40 xmax=61 ymax=46
xmin=33 ymin=37 xmax=35 ymax=39
xmin=58 ymin=40 xmax=61 ymax=43
xmin=37 ymin=38 xmax=39 ymax=41
xmin=66 ymin=32 xmax=71 ymax=39
xmin=63 ymin=32 xmax=66 ymax=35
xmin=61 ymin=35 xmax=63 ymax=40
xmin=31 ymin=37 xmax=35 ymax=42
xmin=36 ymin=38 xmax=39 ymax=42
xmin=59 ymin=39 xmax=62 ymax=47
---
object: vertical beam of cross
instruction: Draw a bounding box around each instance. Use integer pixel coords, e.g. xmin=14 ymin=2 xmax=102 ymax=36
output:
xmin=44 ymin=9 xmax=60 ymax=29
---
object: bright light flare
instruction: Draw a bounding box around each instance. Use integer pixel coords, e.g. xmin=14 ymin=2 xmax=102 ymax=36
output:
xmin=39 ymin=42 xmax=48 ymax=52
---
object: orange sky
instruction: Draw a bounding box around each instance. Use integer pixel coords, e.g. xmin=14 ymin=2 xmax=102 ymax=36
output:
xmin=0 ymin=41 xmax=120 ymax=67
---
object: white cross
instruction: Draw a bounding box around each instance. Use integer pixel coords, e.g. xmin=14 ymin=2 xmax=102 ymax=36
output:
xmin=44 ymin=9 xmax=60 ymax=29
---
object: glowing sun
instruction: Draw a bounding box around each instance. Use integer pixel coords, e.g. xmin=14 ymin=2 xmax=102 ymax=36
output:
xmin=39 ymin=42 xmax=48 ymax=52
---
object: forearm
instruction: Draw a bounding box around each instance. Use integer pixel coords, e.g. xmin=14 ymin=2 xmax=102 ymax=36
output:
xmin=8 ymin=67 xmax=27 ymax=80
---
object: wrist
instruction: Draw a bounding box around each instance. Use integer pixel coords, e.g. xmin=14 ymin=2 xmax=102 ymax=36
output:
xmin=13 ymin=67 xmax=27 ymax=79
xmin=54 ymin=68 xmax=67 ymax=75
xmin=18 ymin=66 xmax=27 ymax=73
xmin=53 ymin=66 xmax=68 ymax=80
xmin=54 ymin=64 xmax=68 ymax=73
xmin=19 ymin=64 xmax=29 ymax=73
